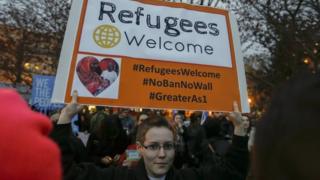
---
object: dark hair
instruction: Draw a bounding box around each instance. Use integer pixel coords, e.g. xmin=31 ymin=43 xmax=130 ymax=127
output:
xmin=96 ymin=106 xmax=105 ymax=111
xmin=190 ymin=111 xmax=202 ymax=124
xmin=136 ymin=115 xmax=175 ymax=144
xmin=254 ymin=73 xmax=320 ymax=180
xmin=202 ymin=116 xmax=221 ymax=138
xmin=93 ymin=113 xmax=119 ymax=141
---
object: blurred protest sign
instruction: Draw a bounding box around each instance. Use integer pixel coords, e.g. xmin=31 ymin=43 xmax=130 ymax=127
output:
xmin=31 ymin=75 xmax=63 ymax=113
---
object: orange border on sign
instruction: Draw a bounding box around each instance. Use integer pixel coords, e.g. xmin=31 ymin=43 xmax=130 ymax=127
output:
xmin=65 ymin=0 xmax=89 ymax=102
xmin=64 ymin=0 xmax=240 ymax=111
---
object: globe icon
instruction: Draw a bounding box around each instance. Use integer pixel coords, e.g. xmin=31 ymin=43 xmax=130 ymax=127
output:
xmin=93 ymin=25 xmax=121 ymax=48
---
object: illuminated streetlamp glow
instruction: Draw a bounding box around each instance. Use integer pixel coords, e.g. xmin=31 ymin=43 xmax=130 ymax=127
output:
xmin=24 ymin=62 xmax=30 ymax=69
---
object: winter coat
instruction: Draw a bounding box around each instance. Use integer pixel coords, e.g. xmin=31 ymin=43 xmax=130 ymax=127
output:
xmin=51 ymin=124 xmax=249 ymax=180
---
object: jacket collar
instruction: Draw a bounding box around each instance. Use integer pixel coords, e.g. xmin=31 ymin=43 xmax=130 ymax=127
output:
xmin=134 ymin=160 xmax=175 ymax=180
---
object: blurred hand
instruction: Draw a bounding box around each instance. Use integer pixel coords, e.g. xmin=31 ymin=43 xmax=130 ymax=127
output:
xmin=58 ymin=90 xmax=83 ymax=124
xmin=228 ymin=101 xmax=247 ymax=136
xmin=101 ymin=156 xmax=112 ymax=166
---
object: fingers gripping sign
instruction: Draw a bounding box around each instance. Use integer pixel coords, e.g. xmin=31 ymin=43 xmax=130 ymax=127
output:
xmin=228 ymin=101 xmax=248 ymax=136
xmin=68 ymin=90 xmax=84 ymax=114
xmin=228 ymin=101 xmax=242 ymax=125
xmin=58 ymin=90 xmax=84 ymax=124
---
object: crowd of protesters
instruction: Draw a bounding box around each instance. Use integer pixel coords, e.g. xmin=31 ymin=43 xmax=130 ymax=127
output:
xmin=0 ymin=72 xmax=319 ymax=180
xmin=48 ymin=93 xmax=250 ymax=180
xmin=46 ymin=103 xmax=251 ymax=170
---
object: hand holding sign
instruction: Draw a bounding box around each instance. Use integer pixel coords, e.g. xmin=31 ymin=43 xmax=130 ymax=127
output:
xmin=227 ymin=101 xmax=248 ymax=136
xmin=58 ymin=90 xmax=83 ymax=124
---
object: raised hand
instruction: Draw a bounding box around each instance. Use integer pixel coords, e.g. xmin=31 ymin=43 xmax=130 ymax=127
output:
xmin=228 ymin=101 xmax=242 ymax=125
xmin=58 ymin=90 xmax=84 ymax=124
xmin=228 ymin=101 xmax=248 ymax=136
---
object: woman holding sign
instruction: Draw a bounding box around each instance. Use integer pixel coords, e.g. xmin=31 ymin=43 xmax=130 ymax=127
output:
xmin=51 ymin=91 xmax=249 ymax=180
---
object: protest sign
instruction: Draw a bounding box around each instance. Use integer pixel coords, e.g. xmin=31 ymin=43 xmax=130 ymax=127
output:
xmin=31 ymin=75 xmax=63 ymax=112
xmin=52 ymin=0 xmax=249 ymax=112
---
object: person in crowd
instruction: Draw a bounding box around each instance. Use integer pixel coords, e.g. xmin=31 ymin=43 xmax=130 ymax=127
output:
xmin=238 ymin=115 xmax=253 ymax=151
xmin=137 ymin=113 xmax=149 ymax=126
xmin=105 ymin=106 xmax=114 ymax=115
xmin=50 ymin=108 xmax=89 ymax=164
xmin=76 ymin=106 xmax=92 ymax=146
xmin=0 ymin=89 xmax=62 ymax=180
xmin=185 ymin=111 xmax=206 ymax=167
xmin=128 ymin=112 xmax=149 ymax=144
xmin=51 ymin=91 xmax=249 ymax=180
xmin=171 ymin=113 xmax=189 ymax=168
xmin=118 ymin=113 xmax=149 ymax=168
xmin=201 ymin=116 xmax=231 ymax=156
xmin=200 ymin=112 xmax=251 ymax=167
xmin=118 ymin=108 xmax=135 ymax=136
xmin=77 ymin=105 xmax=91 ymax=132
xmin=86 ymin=113 xmax=128 ymax=167
xmin=89 ymin=106 xmax=106 ymax=133
xmin=213 ymin=112 xmax=234 ymax=140
xmin=254 ymin=73 xmax=320 ymax=180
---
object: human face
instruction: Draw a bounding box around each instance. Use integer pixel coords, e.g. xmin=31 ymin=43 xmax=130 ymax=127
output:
xmin=242 ymin=116 xmax=250 ymax=129
xmin=119 ymin=109 xmax=129 ymax=118
xmin=138 ymin=127 xmax=175 ymax=178
xmin=213 ymin=112 xmax=224 ymax=118
xmin=174 ymin=114 xmax=183 ymax=125
xmin=138 ymin=114 xmax=148 ymax=125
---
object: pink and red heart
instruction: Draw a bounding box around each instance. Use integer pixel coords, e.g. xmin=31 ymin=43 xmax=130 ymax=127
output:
xmin=76 ymin=56 xmax=118 ymax=96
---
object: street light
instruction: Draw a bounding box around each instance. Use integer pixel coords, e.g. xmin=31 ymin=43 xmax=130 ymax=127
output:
xmin=24 ymin=62 xmax=31 ymax=69
xmin=23 ymin=62 xmax=41 ymax=73
xmin=303 ymin=58 xmax=310 ymax=64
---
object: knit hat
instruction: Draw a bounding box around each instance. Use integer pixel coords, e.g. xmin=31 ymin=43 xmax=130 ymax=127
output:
xmin=0 ymin=89 xmax=61 ymax=180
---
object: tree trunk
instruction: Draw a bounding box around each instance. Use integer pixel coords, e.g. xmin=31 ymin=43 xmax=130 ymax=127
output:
xmin=14 ymin=30 xmax=25 ymax=86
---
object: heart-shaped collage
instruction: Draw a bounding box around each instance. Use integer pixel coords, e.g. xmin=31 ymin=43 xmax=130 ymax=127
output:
xmin=76 ymin=56 xmax=119 ymax=96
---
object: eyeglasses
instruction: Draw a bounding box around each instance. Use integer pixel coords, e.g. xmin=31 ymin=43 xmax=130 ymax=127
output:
xmin=141 ymin=142 xmax=175 ymax=151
